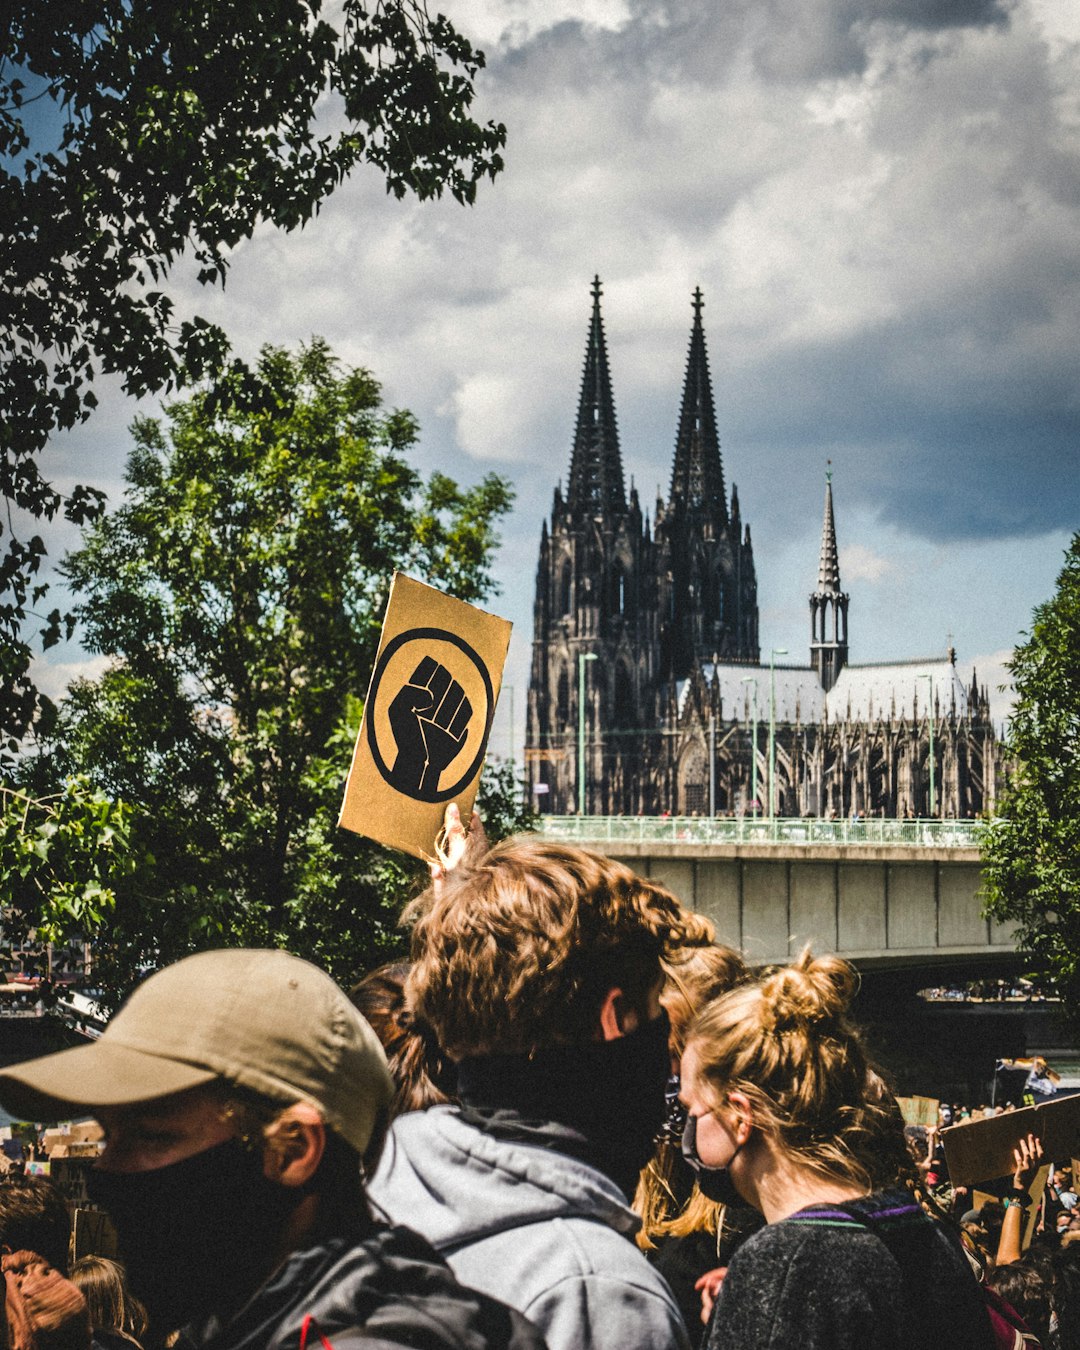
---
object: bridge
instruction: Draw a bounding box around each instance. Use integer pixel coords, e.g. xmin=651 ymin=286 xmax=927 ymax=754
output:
xmin=535 ymin=816 xmax=1018 ymax=974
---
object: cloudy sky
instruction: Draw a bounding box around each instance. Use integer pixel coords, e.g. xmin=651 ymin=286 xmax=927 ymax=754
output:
xmin=34 ymin=0 xmax=1080 ymax=753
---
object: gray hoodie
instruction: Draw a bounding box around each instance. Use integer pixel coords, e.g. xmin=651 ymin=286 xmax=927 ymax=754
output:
xmin=369 ymin=1106 xmax=691 ymax=1350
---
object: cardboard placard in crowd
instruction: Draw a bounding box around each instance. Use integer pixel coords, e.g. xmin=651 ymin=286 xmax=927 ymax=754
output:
xmin=49 ymin=1157 xmax=95 ymax=1208
xmin=942 ymin=1094 xmax=1080 ymax=1185
xmin=1024 ymin=1164 xmax=1052 ymax=1250
xmin=71 ymin=1208 xmax=118 ymax=1261
xmin=339 ymin=573 xmax=512 ymax=860
xmin=898 ymin=1095 xmax=940 ymax=1129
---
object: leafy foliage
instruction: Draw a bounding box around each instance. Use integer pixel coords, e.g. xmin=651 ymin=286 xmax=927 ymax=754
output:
xmin=27 ymin=340 xmax=527 ymax=1006
xmin=982 ymin=534 xmax=1080 ymax=1014
xmin=1 ymin=0 xmax=506 ymax=749
xmin=0 ymin=779 xmax=136 ymax=996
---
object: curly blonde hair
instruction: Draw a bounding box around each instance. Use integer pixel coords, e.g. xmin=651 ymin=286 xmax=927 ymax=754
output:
xmin=636 ymin=943 xmax=748 ymax=1248
xmin=404 ymin=837 xmax=713 ymax=1058
xmin=684 ymin=948 xmax=904 ymax=1193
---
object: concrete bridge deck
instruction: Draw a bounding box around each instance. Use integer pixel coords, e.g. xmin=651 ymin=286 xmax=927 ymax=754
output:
xmin=536 ymin=816 xmax=1016 ymax=972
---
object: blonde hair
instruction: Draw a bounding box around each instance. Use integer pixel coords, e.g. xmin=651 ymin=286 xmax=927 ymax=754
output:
xmin=685 ymin=948 xmax=903 ymax=1192
xmin=70 ymin=1256 xmax=147 ymax=1341
xmin=405 ymin=837 xmax=713 ymax=1058
xmin=635 ymin=943 xmax=748 ymax=1249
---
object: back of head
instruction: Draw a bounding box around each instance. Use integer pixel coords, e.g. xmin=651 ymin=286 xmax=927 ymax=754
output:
xmin=0 ymin=1176 xmax=71 ymax=1274
xmin=70 ymin=1256 xmax=146 ymax=1339
xmin=406 ymin=837 xmax=712 ymax=1057
xmin=686 ymin=948 xmax=900 ymax=1190
xmin=350 ymin=963 xmax=455 ymax=1117
xmin=661 ymin=943 xmax=747 ymax=1058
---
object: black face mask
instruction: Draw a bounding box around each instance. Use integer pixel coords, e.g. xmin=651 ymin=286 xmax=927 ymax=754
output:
xmin=457 ymin=1009 xmax=672 ymax=1198
xmin=87 ymin=1136 xmax=297 ymax=1340
xmin=681 ymin=1112 xmax=746 ymax=1208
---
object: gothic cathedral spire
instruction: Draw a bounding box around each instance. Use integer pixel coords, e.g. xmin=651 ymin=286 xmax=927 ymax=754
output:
xmin=657 ymin=288 xmax=756 ymax=678
xmin=567 ymin=276 xmax=625 ymax=515
xmin=810 ymin=464 xmax=849 ymax=691
xmin=669 ymin=287 xmax=726 ymax=520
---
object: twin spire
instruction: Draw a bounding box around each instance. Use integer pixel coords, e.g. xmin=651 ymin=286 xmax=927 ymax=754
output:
xmin=566 ymin=279 xmax=728 ymax=520
xmin=567 ymin=276 xmax=625 ymax=515
xmin=669 ymin=286 xmax=727 ymax=520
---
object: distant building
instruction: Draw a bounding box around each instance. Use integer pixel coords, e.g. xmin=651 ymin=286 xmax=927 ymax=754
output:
xmin=525 ymin=279 xmax=1003 ymax=818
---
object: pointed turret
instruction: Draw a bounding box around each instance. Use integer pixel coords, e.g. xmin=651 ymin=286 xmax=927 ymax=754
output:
xmin=810 ymin=463 xmax=850 ymax=692
xmin=567 ymin=276 xmax=625 ymax=516
xmin=817 ymin=473 xmax=841 ymax=593
xmin=669 ymin=288 xmax=726 ymax=518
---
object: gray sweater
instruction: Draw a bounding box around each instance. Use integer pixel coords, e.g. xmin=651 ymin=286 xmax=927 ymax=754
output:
xmin=369 ymin=1106 xmax=690 ymax=1350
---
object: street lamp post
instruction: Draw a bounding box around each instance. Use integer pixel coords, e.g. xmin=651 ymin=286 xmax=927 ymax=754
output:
xmin=768 ymin=648 xmax=788 ymax=822
xmin=919 ymin=673 xmax=937 ymax=818
xmin=708 ymin=711 xmax=716 ymax=818
xmin=578 ymin=652 xmax=598 ymax=815
xmin=741 ymin=675 xmax=758 ymax=817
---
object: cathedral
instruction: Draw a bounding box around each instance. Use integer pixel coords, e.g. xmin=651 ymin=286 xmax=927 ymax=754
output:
xmin=525 ymin=279 xmax=1003 ymax=819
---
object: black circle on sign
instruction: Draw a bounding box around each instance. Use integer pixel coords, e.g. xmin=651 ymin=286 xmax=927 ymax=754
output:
xmin=366 ymin=626 xmax=495 ymax=804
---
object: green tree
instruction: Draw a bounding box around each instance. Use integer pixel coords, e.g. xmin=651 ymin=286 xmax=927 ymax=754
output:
xmin=982 ymin=534 xmax=1080 ymax=1013
xmin=30 ymin=340 xmax=528 ymax=1005
xmin=2 ymin=0 xmax=505 ymax=749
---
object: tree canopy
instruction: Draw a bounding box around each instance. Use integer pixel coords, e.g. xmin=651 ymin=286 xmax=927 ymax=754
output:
xmin=982 ymin=533 xmax=1080 ymax=1015
xmin=1 ymin=0 xmax=505 ymax=750
xmin=21 ymin=340 xmax=525 ymax=1006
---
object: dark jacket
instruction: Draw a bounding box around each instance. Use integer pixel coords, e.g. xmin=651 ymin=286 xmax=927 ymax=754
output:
xmin=707 ymin=1189 xmax=994 ymax=1350
xmin=189 ymin=1223 xmax=547 ymax=1350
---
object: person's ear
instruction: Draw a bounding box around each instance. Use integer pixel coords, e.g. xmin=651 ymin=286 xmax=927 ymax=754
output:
xmin=598 ymin=986 xmax=639 ymax=1041
xmin=725 ymin=1090 xmax=755 ymax=1146
xmin=261 ymin=1104 xmax=325 ymax=1187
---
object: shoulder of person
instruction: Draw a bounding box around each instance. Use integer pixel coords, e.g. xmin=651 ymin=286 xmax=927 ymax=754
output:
xmin=526 ymin=1270 xmax=691 ymax=1350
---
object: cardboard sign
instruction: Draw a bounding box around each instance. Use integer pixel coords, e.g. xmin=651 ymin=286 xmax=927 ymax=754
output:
xmin=339 ymin=573 xmax=512 ymax=860
xmin=72 ymin=1208 xmax=118 ymax=1260
xmin=898 ymin=1095 xmax=940 ymax=1129
xmin=943 ymin=1094 xmax=1080 ymax=1186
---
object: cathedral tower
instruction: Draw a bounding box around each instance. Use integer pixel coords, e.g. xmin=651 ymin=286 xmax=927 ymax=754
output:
xmin=655 ymin=289 xmax=758 ymax=678
xmin=810 ymin=466 xmax=849 ymax=691
xmin=526 ymin=278 xmax=658 ymax=814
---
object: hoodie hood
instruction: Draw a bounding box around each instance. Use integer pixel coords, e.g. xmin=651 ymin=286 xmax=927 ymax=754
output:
xmin=368 ymin=1105 xmax=641 ymax=1251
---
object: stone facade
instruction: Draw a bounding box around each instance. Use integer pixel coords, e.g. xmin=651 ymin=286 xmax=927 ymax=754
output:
xmin=525 ymin=280 xmax=1003 ymax=819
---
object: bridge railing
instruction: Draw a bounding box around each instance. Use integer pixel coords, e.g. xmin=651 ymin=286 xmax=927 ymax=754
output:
xmin=535 ymin=815 xmax=984 ymax=849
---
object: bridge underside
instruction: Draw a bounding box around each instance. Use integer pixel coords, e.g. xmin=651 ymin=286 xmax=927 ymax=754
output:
xmin=602 ymin=843 xmax=1017 ymax=973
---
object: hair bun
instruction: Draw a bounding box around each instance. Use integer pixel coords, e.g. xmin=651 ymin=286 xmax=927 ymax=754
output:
xmin=761 ymin=950 xmax=857 ymax=1033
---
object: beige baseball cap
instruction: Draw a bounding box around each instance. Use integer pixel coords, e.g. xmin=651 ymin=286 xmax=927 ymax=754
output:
xmin=0 ymin=949 xmax=394 ymax=1156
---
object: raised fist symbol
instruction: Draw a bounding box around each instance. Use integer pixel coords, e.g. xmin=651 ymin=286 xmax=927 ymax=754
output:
xmin=387 ymin=656 xmax=474 ymax=800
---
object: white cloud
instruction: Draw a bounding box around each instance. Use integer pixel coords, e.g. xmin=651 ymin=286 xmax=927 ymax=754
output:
xmin=841 ymin=543 xmax=894 ymax=582
xmin=25 ymin=0 xmax=1080 ymax=721
xmin=30 ymin=655 xmax=110 ymax=703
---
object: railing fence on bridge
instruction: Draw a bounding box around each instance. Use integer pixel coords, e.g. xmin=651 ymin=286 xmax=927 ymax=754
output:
xmin=536 ymin=815 xmax=983 ymax=849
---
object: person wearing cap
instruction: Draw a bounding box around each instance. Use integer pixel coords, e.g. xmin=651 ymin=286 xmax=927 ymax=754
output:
xmin=0 ymin=949 xmax=546 ymax=1350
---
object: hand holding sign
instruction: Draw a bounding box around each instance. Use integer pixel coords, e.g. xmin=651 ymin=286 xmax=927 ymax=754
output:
xmin=339 ymin=574 xmax=511 ymax=860
xmin=388 ymin=657 xmax=473 ymax=796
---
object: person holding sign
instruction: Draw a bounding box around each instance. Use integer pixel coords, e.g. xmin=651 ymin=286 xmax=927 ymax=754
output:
xmin=370 ymin=836 xmax=711 ymax=1350
xmin=680 ymin=949 xmax=996 ymax=1350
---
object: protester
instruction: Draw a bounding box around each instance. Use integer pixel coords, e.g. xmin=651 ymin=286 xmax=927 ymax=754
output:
xmin=0 ymin=1175 xmax=73 ymax=1274
xmin=70 ymin=1257 xmax=147 ymax=1349
xmin=680 ymin=948 xmax=995 ymax=1349
xmin=0 ymin=949 xmax=546 ymax=1350
xmin=349 ymin=961 xmax=455 ymax=1120
xmin=370 ymin=835 xmax=710 ymax=1350
xmin=635 ymin=943 xmax=760 ymax=1338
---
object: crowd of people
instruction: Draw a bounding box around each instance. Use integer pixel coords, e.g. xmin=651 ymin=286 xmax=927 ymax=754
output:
xmin=0 ymin=808 xmax=1068 ymax=1349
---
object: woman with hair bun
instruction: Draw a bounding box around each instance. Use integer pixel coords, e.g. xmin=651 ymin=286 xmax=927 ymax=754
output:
xmin=681 ymin=949 xmax=995 ymax=1350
